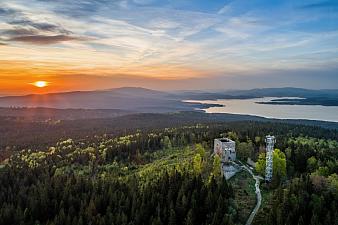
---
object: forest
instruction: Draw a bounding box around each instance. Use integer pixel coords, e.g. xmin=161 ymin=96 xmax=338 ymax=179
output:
xmin=0 ymin=116 xmax=337 ymax=225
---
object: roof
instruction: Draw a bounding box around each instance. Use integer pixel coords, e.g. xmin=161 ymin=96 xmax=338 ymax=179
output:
xmin=215 ymin=138 xmax=235 ymax=143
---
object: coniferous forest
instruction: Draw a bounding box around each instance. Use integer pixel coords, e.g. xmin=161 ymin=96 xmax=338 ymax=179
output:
xmin=0 ymin=116 xmax=337 ymax=225
xmin=1 ymin=0 xmax=337 ymax=223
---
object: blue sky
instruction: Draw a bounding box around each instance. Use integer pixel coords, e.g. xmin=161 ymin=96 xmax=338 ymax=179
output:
xmin=0 ymin=0 xmax=338 ymax=93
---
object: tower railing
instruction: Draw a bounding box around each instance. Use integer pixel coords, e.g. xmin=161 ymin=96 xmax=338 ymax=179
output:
xmin=265 ymin=135 xmax=275 ymax=182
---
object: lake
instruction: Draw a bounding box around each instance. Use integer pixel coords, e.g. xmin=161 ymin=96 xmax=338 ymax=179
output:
xmin=185 ymin=97 xmax=338 ymax=122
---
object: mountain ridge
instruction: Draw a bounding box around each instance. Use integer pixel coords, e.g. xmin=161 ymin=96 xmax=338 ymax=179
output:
xmin=0 ymin=86 xmax=337 ymax=110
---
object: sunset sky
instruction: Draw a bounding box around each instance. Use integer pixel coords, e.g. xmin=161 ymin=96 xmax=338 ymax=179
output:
xmin=0 ymin=0 xmax=338 ymax=95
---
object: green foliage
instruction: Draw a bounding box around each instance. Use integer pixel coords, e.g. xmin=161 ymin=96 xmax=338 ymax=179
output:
xmin=255 ymin=149 xmax=287 ymax=183
xmin=128 ymin=147 xmax=194 ymax=187
xmin=237 ymin=141 xmax=254 ymax=160
xmin=194 ymin=144 xmax=206 ymax=159
xmin=307 ymin=156 xmax=318 ymax=172
xmin=1 ymin=121 xmax=338 ymax=225
xmin=0 ymin=167 xmax=236 ymax=225
xmin=285 ymin=137 xmax=338 ymax=177
xmin=184 ymin=210 xmax=193 ymax=225
xmin=327 ymin=173 xmax=338 ymax=195
xmin=193 ymin=154 xmax=202 ymax=174
xmin=285 ymin=147 xmax=292 ymax=159
xmin=229 ymin=171 xmax=256 ymax=224
xmin=162 ymin=136 xmax=172 ymax=150
xmin=255 ymin=136 xmax=338 ymax=225
xmin=1 ymin=124 xmax=243 ymax=225
xmin=254 ymin=136 xmax=261 ymax=145
xmin=314 ymin=166 xmax=330 ymax=176
xmin=226 ymin=131 xmax=238 ymax=141
xmin=255 ymin=153 xmax=266 ymax=176
xmin=262 ymin=176 xmax=338 ymax=225
xmin=272 ymin=149 xmax=287 ymax=184
xmin=212 ymin=154 xmax=221 ymax=177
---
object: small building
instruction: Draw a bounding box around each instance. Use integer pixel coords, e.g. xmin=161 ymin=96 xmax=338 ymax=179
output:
xmin=222 ymin=163 xmax=240 ymax=180
xmin=214 ymin=138 xmax=236 ymax=163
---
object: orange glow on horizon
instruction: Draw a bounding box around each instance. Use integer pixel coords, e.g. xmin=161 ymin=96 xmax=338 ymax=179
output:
xmin=0 ymin=58 xmax=222 ymax=96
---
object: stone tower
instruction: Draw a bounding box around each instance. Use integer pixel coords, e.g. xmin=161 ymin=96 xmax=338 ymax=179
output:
xmin=214 ymin=138 xmax=236 ymax=163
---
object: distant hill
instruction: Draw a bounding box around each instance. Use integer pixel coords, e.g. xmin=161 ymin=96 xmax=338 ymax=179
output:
xmin=0 ymin=87 xmax=337 ymax=110
xmin=105 ymin=87 xmax=168 ymax=97
xmin=224 ymin=87 xmax=338 ymax=98
xmin=175 ymin=87 xmax=338 ymax=106
xmin=177 ymin=87 xmax=337 ymax=97
xmin=0 ymin=87 xmax=213 ymax=112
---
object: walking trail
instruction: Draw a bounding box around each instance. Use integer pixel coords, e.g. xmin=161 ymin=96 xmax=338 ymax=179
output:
xmin=238 ymin=162 xmax=263 ymax=225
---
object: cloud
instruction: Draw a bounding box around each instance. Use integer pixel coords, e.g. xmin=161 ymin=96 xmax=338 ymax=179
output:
xmin=0 ymin=0 xmax=337 ymax=90
xmin=132 ymin=0 xmax=157 ymax=6
xmin=8 ymin=35 xmax=86 ymax=45
xmin=0 ymin=6 xmax=17 ymax=16
xmin=2 ymin=28 xmax=38 ymax=36
xmin=0 ymin=3 xmax=80 ymax=45
xmin=300 ymin=1 xmax=338 ymax=9
xmin=0 ymin=4 xmax=71 ymax=37
xmin=147 ymin=18 xmax=180 ymax=29
xmin=8 ymin=19 xmax=71 ymax=34
xmin=218 ymin=5 xmax=230 ymax=14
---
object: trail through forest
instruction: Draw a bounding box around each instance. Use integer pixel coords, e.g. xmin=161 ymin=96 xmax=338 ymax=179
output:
xmin=237 ymin=162 xmax=263 ymax=225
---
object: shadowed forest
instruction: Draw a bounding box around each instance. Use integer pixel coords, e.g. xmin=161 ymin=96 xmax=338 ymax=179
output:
xmin=0 ymin=113 xmax=337 ymax=225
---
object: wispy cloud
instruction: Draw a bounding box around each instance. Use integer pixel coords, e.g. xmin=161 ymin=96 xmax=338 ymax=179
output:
xmin=218 ymin=4 xmax=230 ymax=15
xmin=8 ymin=34 xmax=86 ymax=45
xmin=0 ymin=0 xmax=337 ymax=91
xmin=0 ymin=6 xmax=17 ymax=16
xmin=2 ymin=28 xmax=38 ymax=36
xmin=8 ymin=19 xmax=70 ymax=34
xmin=300 ymin=1 xmax=338 ymax=9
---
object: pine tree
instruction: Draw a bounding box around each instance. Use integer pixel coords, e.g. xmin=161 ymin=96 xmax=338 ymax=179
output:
xmin=184 ymin=209 xmax=193 ymax=225
xmin=168 ymin=205 xmax=176 ymax=225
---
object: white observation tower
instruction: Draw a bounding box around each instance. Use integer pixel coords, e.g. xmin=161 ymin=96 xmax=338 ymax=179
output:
xmin=265 ymin=135 xmax=276 ymax=182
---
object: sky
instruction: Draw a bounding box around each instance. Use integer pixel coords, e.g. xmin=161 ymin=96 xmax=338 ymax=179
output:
xmin=0 ymin=0 xmax=338 ymax=95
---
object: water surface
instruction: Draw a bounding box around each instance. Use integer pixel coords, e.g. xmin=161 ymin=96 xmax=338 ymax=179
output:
xmin=185 ymin=97 xmax=338 ymax=122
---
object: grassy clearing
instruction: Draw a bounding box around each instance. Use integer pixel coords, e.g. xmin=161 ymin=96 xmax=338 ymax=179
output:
xmin=252 ymin=185 xmax=273 ymax=225
xmin=229 ymin=170 xmax=256 ymax=224
xmin=54 ymin=147 xmax=197 ymax=184
xmin=127 ymin=147 xmax=195 ymax=184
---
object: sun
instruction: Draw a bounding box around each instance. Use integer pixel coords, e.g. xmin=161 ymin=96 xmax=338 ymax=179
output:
xmin=32 ymin=81 xmax=48 ymax=88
